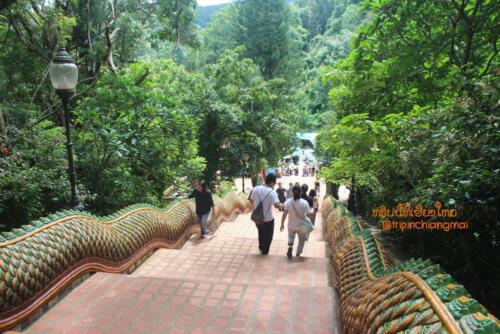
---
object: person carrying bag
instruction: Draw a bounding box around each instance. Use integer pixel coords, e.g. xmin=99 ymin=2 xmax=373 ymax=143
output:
xmin=250 ymin=189 xmax=273 ymax=224
xmin=280 ymin=185 xmax=313 ymax=258
xmin=291 ymin=201 xmax=314 ymax=235
xmin=249 ymin=174 xmax=282 ymax=255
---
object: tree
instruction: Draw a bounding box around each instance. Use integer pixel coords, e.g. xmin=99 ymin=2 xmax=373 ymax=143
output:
xmin=308 ymin=0 xmax=336 ymax=36
xmin=318 ymin=0 xmax=500 ymax=313
xmin=190 ymin=5 xmax=239 ymax=67
xmin=0 ymin=1 xmax=17 ymax=12
xmin=236 ymin=0 xmax=291 ymax=79
xmin=157 ymin=0 xmax=199 ymax=60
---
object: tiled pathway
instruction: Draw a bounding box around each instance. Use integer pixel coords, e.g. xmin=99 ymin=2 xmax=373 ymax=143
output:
xmin=25 ymin=178 xmax=340 ymax=334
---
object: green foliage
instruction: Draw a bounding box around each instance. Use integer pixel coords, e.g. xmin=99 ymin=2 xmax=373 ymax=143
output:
xmin=157 ymin=0 xmax=199 ymax=58
xmin=318 ymin=0 xmax=500 ymax=313
xmin=290 ymin=0 xmax=367 ymax=129
xmin=194 ymin=3 xmax=230 ymax=28
xmin=214 ymin=179 xmax=236 ymax=197
xmin=75 ymin=61 xmax=204 ymax=214
xmin=191 ymin=5 xmax=239 ymax=67
xmin=197 ymin=47 xmax=294 ymax=180
xmin=236 ymin=0 xmax=293 ymax=80
xmin=0 ymin=121 xmax=70 ymax=228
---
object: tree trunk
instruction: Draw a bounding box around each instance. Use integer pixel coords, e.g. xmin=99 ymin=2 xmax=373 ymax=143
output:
xmin=0 ymin=107 xmax=5 ymax=138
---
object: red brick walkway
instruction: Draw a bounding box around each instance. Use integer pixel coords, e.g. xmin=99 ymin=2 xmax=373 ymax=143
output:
xmin=25 ymin=178 xmax=340 ymax=334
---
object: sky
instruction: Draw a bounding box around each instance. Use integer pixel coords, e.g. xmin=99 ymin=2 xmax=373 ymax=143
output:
xmin=197 ymin=0 xmax=234 ymax=6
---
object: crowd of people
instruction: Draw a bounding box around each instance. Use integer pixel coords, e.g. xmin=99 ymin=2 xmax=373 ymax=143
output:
xmin=283 ymin=163 xmax=319 ymax=177
xmin=188 ymin=171 xmax=321 ymax=259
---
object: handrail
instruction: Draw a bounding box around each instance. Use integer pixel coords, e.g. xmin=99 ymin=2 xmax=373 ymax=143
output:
xmin=0 ymin=192 xmax=250 ymax=331
xmin=322 ymin=196 xmax=499 ymax=334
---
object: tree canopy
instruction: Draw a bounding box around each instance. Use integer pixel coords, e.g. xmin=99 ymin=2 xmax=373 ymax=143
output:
xmin=317 ymin=0 xmax=499 ymax=313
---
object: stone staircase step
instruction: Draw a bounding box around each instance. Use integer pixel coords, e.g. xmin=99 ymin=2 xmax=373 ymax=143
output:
xmin=25 ymin=272 xmax=340 ymax=334
xmin=133 ymin=249 xmax=330 ymax=288
xmin=182 ymin=235 xmax=329 ymax=259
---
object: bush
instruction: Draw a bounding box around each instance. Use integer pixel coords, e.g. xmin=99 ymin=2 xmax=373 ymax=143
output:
xmin=0 ymin=121 xmax=70 ymax=230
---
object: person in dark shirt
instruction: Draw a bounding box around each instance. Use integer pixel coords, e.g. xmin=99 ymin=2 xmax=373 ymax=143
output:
xmin=188 ymin=181 xmax=215 ymax=238
xmin=300 ymin=183 xmax=313 ymax=208
xmin=276 ymin=182 xmax=287 ymax=211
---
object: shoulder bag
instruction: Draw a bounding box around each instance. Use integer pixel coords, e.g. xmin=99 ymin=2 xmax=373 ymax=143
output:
xmin=291 ymin=201 xmax=314 ymax=234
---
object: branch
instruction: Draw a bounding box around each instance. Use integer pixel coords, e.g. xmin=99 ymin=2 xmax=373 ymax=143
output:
xmin=35 ymin=74 xmax=101 ymax=125
xmin=134 ymin=68 xmax=150 ymax=86
xmin=105 ymin=26 xmax=119 ymax=71
xmin=105 ymin=0 xmax=119 ymax=71
xmin=8 ymin=14 xmax=51 ymax=61
xmin=0 ymin=0 xmax=17 ymax=12
xmin=29 ymin=63 xmax=50 ymax=109
xmin=478 ymin=50 xmax=498 ymax=78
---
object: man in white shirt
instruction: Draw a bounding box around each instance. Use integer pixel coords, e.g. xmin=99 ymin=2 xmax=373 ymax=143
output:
xmin=249 ymin=174 xmax=282 ymax=255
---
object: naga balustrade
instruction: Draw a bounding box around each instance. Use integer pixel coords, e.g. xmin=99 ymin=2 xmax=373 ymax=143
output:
xmin=0 ymin=191 xmax=250 ymax=330
xmin=321 ymin=197 xmax=499 ymax=334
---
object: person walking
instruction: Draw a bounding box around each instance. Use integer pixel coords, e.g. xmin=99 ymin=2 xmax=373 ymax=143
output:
xmin=249 ymin=174 xmax=282 ymax=255
xmin=309 ymin=189 xmax=319 ymax=225
xmin=256 ymin=169 xmax=265 ymax=186
xmin=286 ymin=182 xmax=294 ymax=199
xmin=301 ymin=184 xmax=314 ymax=208
xmin=280 ymin=185 xmax=312 ymax=258
xmin=188 ymin=181 xmax=215 ymax=239
xmin=314 ymin=177 xmax=321 ymax=195
xmin=276 ymin=182 xmax=286 ymax=212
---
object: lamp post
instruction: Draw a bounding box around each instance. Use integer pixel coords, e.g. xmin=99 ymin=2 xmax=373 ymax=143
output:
xmin=241 ymin=152 xmax=250 ymax=193
xmin=49 ymin=48 xmax=81 ymax=208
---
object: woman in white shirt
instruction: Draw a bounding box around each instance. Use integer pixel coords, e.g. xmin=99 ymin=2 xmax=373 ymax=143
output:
xmin=280 ymin=185 xmax=312 ymax=258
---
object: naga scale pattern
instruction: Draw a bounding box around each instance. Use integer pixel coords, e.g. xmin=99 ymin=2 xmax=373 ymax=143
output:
xmin=322 ymin=197 xmax=499 ymax=334
xmin=0 ymin=191 xmax=250 ymax=330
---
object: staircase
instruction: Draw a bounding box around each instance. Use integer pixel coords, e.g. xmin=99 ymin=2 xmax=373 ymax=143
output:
xmin=24 ymin=201 xmax=340 ymax=334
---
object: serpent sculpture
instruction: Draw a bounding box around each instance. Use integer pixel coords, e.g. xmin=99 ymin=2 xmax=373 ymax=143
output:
xmin=0 ymin=191 xmax=250 ymax=330
xmin=322 ymin=196 xmax=499 ymax=334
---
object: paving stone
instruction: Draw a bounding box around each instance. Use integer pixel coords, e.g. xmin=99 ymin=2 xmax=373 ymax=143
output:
xmin=25 ymin=274 xmax=338 ymax=334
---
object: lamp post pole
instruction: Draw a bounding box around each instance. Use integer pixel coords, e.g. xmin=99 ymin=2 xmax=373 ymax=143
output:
xmin=241 ymin=152 xmax=250 ymax=193
xmin=49 ymin=48 xmax=81 ymax=209
xmin=59 ymin=90 xmax=79 ymax=207
xmin=241 ymin=163 xmax=246 ymax=193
